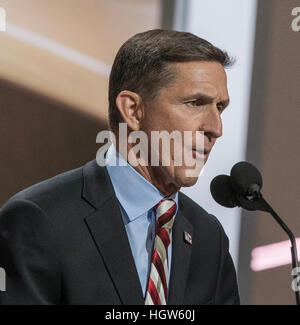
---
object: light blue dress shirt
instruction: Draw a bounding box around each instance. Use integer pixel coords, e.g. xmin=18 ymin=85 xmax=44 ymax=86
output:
xmin=105 ymin=144 xmax=178 ymax=296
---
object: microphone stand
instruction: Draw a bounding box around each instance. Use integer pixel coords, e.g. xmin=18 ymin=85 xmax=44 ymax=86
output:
xmin=260 ymin=197 xmax=300 ymax=305
xmin=242 ymin=191 xmax=300 ymax=305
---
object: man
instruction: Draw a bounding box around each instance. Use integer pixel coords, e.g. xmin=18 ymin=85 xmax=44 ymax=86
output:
xmin=0 ymin=29 xmax=240 ymax=304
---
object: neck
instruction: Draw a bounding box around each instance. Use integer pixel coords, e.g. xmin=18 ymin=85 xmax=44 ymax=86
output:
xmin=133 ymin=164 xmax=180 ymax=197
xmin=115 ymin=139 xmax=180 ymax=196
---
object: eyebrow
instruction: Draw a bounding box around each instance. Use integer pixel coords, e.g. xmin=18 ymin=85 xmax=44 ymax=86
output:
xmin=180 ymin=92 xmax=230 ymax=108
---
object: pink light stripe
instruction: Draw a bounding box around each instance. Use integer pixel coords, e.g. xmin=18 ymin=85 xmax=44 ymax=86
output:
xmin=251 ymin=238 xmax=300 ymax=271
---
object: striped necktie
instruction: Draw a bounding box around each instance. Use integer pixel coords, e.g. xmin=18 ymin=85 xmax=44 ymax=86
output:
xmin=145 ymin=199 xmax=177 ymax=305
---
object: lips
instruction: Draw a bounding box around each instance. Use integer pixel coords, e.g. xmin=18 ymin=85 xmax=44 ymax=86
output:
xmin=191 ymin=146 xmax=212 ymax=163
xmin=192 ymin=148 xmax=211 ymax=155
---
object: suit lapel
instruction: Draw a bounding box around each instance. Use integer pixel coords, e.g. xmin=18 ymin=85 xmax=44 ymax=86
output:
xmin=82 ymin=160 xmax=144 ymax=305
xmin=168 ymin=196 xmax=194 ymax=305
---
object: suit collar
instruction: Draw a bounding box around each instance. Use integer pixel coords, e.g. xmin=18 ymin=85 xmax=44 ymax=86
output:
xmin=82 ymin=159 xmax=144 ymax=304
xmin=82 ymin=159 xmax=114 ymax=209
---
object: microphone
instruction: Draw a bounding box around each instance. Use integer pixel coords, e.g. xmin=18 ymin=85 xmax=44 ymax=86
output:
xmin=230 ymin=161 xmax=263 ymax=200
xmin=210 ymin=174 xmax=238 ymax=208
xmin=210 ymin=162 xmax=267 ymax=212
xmin=210 ymin=161 xmax=300 ymax=305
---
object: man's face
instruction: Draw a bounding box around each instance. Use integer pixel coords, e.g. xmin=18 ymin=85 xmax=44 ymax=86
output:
xmin=141 ymin=61 xmax=229 ymax=189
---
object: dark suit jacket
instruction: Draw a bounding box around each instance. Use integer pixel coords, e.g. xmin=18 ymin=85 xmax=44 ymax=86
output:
xmin=0 ymin=159 xmax=240 ymax=305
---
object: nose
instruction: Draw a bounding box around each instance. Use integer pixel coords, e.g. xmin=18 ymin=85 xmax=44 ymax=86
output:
xmin=202 ymin=106 xmax=223 ymax=141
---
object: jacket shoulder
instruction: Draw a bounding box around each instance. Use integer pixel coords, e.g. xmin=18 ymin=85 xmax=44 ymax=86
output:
xmin=2 ymin=163 xmax=87 ymax=216
xmin=178 ymin=191 xmax=224 ymax=233
xmin=9 ymin=165 xmax=82 ymax=200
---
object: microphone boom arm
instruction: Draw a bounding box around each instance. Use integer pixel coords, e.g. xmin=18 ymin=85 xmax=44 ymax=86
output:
xmin=257 ymin=194 xmax=300 ymax=305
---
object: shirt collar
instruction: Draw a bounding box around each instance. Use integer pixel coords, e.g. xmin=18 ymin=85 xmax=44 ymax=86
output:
xmin=105 ymin=144 xmax=178 ymax=222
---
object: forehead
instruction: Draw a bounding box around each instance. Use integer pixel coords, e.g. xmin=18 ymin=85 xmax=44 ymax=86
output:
xmin=167 ymin=61 xmax=228 ymax=99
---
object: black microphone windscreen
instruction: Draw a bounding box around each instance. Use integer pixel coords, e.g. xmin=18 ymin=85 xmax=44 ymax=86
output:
xmin=230 ymin=161 xmax=262 ymax=195
xmin=210 ymin=175 xmax=237 ymax=208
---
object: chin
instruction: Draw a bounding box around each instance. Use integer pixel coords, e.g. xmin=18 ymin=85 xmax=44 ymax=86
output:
xmin=173 ymin=165 xmax=204 ymax=188
xmin=175 ymin=172 xmax=199 ymax=188
xmin=181 ymin=176 xmax=199 ymax=187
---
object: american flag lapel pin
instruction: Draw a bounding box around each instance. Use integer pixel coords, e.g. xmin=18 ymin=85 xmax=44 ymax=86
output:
xmin=184 ymin=231 xmax=192 ymax=245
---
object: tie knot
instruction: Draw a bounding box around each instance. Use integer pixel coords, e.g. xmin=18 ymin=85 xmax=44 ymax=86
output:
xmin=154 ymin=199 xmax=177 ymax=229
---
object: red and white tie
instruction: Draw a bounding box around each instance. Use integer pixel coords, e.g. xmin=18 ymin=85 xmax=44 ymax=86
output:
xmin=145 ymin=199 xmax=177 ymax=305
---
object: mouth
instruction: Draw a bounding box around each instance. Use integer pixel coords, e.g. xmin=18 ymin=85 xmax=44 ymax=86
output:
xmin=192 ymin=148 xmax=210 ymax=160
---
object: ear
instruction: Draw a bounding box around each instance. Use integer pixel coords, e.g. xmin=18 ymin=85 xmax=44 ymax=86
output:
xmin=115 ymin=90 xmax=143 ymax=131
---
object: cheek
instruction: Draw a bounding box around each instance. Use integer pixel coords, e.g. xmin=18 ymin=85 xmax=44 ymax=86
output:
xmin=146 ymin=109 xmax=174 ymax=132
xmin=145 ymin=103 xmax=199 ymax=134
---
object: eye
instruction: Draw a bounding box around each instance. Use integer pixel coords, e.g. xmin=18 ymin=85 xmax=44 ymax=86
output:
xmin=217 ymin=103 xmax=224 ymax=113
xmin=186 ymin=99 xmax=204 ymax=107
